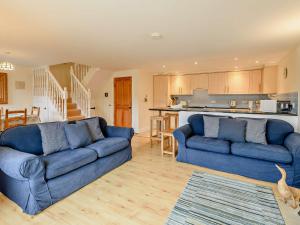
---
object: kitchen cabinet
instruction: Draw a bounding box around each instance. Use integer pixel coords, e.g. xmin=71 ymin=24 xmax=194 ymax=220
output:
xmin=170 ymin=75 xmax=191 ymax=95
xmin=153 ymin=75 xmax=171 ymax=107
xmin=249 ymin=69 xmax=262 ymax=94
xmin=189 ymin=74 xmax=208 ymax=91
xmin=208 ymin=72 xmax=228 ymax=94
xmin=262 ymin=66 xmax=278 ymax=94
xmin=227 ymin=71 xmax=250 ymax=94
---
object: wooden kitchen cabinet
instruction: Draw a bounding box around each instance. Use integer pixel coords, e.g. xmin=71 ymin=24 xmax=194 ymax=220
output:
xmin=208 ymin=72 xmax=228 ymax=94
xmin=227 ymin=71 xmax=250 ymax=94
xmin=249 ymin=69 xmax=262 ymax=94
xmin=170 ymin=75 xmax=192 ymax=95
xmin=262 ymin=66 xmax=278 ymax=94
xmin=153 ymin=75 xmax=171 ymax=107
xmin=189 ymin=74 xmax=208 ymax=91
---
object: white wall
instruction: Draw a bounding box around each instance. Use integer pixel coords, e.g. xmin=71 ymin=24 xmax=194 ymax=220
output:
xmin=277 ymin=44 xmax=300 ymax=130
xmin=87 ymin=69 xmax=153 ymax=133
xmin=0 ymin=65 xmax=33 ymax=111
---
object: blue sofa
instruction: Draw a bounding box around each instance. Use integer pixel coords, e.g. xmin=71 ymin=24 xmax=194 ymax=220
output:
xmin=173 ymin=114 xmax=300 ymax=187
xmin=0 ymin=117 xmax=134 ymax=215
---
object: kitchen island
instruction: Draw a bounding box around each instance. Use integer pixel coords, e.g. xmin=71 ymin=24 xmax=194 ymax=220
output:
xmin=149 ymin=107 xmax=299 ymax=131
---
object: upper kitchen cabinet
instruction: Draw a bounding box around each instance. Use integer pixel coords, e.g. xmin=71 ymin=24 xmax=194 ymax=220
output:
xmin=153 ymin=75 xmax=171 ymax=107
xmin=262 ymin=66 xmax=278 ymax=94
xmin=208 ymin=72 xmax=228 ymax=94
xmin=249 ymin=69 xmax=262 ymax=94
xmin=227 ymin=71 xmax=250 ymax=94
xmin=170 ymin=75 xmax=192 ymax=95
xmin=189 ymin=74 xmax=209 ymax=91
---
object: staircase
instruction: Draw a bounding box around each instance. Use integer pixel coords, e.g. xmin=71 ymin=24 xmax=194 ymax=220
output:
xmin=33 ymin=64 xmax=95 ymax=122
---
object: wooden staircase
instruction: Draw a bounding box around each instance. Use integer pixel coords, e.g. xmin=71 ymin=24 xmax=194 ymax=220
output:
xmin=67 ymin=98 xmax=85 ymax=121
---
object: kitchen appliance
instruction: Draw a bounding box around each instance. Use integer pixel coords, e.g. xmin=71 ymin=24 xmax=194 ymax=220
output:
xmin=230 ymin=100 xmax=237 ymax=108
xmin=259 ymin=100 xmax=277 ymax=113
xmin=277 ymin=100 xmax=293 ymax=114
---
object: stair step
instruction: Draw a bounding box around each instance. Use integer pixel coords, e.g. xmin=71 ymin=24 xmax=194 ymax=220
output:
xmin=68 ymin=115 xmax=85 ymax=121
xmin=67 ymin=103 xmax=77 ymax=109
xmin=67 ymin=109 xmax=81 ymax=117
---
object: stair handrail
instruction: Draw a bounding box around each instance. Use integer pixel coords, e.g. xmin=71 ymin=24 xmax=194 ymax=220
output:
xmin=70 ymin=67 xmax=91 ymax=118
xmin=33 ymin=66 xmax=68 ymax=121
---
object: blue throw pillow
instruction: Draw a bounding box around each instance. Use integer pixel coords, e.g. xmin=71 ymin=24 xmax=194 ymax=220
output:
xmin=77 ymin=117 xmax=104 ymax=142
xmin=218 ymin=118 xmax=247 ymax=143
xmin=64 ymin=123 xmax=93 ymax=149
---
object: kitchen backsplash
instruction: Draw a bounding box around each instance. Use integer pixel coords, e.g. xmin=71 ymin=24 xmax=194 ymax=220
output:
xmin=173 ymin=89 xmax=298 ymax=114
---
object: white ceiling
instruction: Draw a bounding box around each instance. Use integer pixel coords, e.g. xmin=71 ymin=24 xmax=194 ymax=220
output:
xmin=1 ymin=0 xmax=300 ymax=73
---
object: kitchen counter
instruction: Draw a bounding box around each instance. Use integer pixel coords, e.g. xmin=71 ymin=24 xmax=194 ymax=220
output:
xmin=149 ymin=107 xmax=298 ymax=116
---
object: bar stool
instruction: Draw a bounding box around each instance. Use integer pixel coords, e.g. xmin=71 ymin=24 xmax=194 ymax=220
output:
xmin=150 ymin=115 xmax=170 ymax=147
xmin=165 ymin=112 xmax=179 ymax=129
xmin=161 ymin=129 xmax=177 ymax=158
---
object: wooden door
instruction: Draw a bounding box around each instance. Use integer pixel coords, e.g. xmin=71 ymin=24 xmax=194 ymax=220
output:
xmin=153 ymin=75 xmax=170 ymax=107
xmin=0 ymin=73 xmax=8 ymax=104
xmin=208 ymin=72 xmax=228 ymax=94
xmin=227 ymin=71 xmax=250 ymax=94
xmin=249 ymin=69 xmax=262 ymax=94
xmin=114 ymin=77 xmax=132 ymax=128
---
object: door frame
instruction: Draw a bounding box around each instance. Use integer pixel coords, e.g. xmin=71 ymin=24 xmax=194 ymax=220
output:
xmin=113 ymin=76 xmax=132 ymax=127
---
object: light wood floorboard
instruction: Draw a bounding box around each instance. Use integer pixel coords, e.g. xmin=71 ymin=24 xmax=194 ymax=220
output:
xmin=0 ymin=135 xmax=299 ymax=225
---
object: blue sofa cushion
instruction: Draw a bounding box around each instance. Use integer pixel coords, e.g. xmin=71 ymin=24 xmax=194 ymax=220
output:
xmin=187 ymin=114 xmax=204 ymax=136
xmin=64 ymin=123 xmax=93 ymax=149
xmin=218 ymin=118 xmax=247 ymax=143
xmin=77 ymin=117 xmax=104 ymax=142
xmin=41 ymin=148 xmax=97 ymax=180
xmin=231 ymin=143 xmax=292 ymax=164
xmin=0 ymin=124 xmax=43 ymax=155
xmin=86 ymin=137 xmax=129 ymax=158
xmin=186 ymin=135 xmax=230 ymax=154
xmin=266 ymin=119 xmax=294 ymax=145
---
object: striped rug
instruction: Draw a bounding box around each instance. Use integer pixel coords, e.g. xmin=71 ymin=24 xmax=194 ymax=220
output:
xmin=166 ymin=171 xmax=285 ymax=225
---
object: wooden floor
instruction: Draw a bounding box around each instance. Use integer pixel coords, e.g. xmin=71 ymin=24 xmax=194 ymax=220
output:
xmin=0 ymin=135 xmax=299 ymax=225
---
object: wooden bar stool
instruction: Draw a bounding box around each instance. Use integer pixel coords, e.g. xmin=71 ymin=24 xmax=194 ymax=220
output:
xmin=165 ymin=112 xmax=179 ymax=129
xmin=161 ymin=129 xmax=177 ymax=158
xmin=150 ymin=115 xmax=170 ymax=147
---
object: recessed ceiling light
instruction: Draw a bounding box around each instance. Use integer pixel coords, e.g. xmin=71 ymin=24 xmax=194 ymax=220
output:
xmin=234 ymin=57 xmax=239 ymax=61
xmin=162 ymin=65 xmax=166 ymax=68
xmin=151 ymin=32 xmax=162 ymax=40
xmin=234 ymin=66 xmax=239 ymax=69
xmin=255 ymin=60 xmax=259 ymax=64
xmin=194 ymin=61 xmax=198 ymax=65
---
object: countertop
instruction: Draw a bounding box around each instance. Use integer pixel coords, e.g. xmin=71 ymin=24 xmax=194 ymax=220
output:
xmin=149 ymin=107 xmax=298 ymax=116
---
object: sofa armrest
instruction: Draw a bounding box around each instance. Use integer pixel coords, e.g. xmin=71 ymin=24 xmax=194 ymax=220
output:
xmin=284 ymin=133 xmax=300 ymax=162
xmin=0 ymin=147 xmax=44 ymax=180
xmin=173 ymin=124 xmax=193 ymax=146
xmin=105 ymin=126 xmax=134 ymax=141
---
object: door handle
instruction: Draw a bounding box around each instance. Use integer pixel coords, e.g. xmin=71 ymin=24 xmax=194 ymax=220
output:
xmin=128 ymin=106 xmax=132 ymax=109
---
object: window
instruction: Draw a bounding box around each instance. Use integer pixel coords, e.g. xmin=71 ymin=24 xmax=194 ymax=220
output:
xmin=0 ymin=73 xmax=8 ymax=104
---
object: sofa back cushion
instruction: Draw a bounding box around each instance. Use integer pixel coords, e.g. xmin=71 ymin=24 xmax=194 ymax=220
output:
xmin=218 ymin=118 xmax=247 ymax=143
xmin=0 ymin=124 xmax=43 ymax=155
xmin=187 ymin=114 xmax=204 ymax=136
xmin=266 ymin=119 xmax=294 ymax=145
xmin=77 ymin=117 xmax=104 ymax=141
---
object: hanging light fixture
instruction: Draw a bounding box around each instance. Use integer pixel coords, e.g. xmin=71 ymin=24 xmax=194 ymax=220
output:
xmin=0 ymin=52 xmax=15 ymax=71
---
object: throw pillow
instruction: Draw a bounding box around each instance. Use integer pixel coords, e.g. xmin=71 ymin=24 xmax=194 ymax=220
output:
xmin=203 ymin=115 xmax=225 ymax=138
xmin=64 ymin=123 xmax=93 ymax=149
xmin=38 ymin=122 xmax=69 ymax=155
xmin=77 ymin=117 xmax=104 ymax=142
xmin=239 ymin=118 xmax=268 ymax=144
xmin=218 ymin=118 xmax=247 ymax=143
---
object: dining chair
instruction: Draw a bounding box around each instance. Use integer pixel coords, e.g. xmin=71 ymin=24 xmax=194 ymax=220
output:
xmin=4 ymin=109 xmax=27 ymax=129
xmin=27 ymin=106 xmax=41 ymax=124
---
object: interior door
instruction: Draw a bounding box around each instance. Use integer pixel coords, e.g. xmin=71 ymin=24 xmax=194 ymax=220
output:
xmin=114 ymin=77 xmax=132 ymax=128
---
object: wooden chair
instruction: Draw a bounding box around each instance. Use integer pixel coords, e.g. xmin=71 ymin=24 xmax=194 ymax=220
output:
xmin=4 ymin=109 xmax=27 ymax=129
xmin=27 ymin=106 xmax=41 ymax=124
xmin=161 ymin=129 xmax=177 ymax=158
xmin=150 ymin=115 xmax=170 ymax=147
xmin=165 ymin=112 xmax=179 ymax=129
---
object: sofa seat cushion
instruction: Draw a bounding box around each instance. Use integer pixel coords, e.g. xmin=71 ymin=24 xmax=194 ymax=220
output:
xmin=231 ymin=143 xmax=292 ymax=164
xmin=42 ymin=148 xmax=98 ymax=179
xmin=186 ymin=135 xmax=230 ymax=154
xmin=86 ymin=137 xmax=129 ymax=158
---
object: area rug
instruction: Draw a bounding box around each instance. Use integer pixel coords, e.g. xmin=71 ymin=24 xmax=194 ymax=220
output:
xmin=166 ymin=171 xmax=285 ymax=225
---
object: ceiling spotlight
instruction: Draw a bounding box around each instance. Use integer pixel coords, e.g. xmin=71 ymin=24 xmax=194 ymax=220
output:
xmin=162 ymin=65 xmax=166 ymax=68
xmin=255 ymin=60 xmax=259 ymax=64
xmin=234 ymin=57 xmax=239 ymax=61
xmin=194 ymin=61 xmax=198 ymax=65
xmin=151 ymin=32 xmax=162 ymax=40
xmin=234 ymin=66 xmax=239 ymax=69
